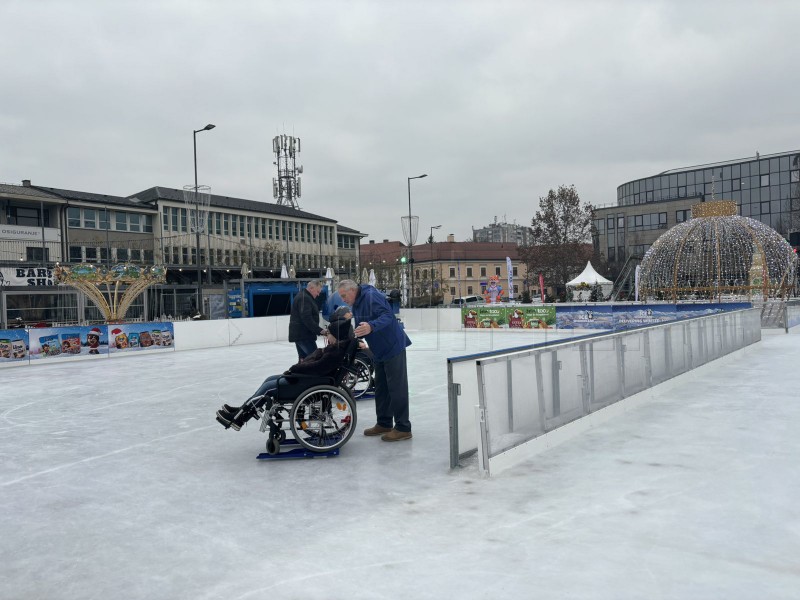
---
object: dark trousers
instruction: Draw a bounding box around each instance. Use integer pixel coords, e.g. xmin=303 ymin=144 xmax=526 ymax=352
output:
xmin=373 ymin=350 xmax=410 ymax=432
xmin=294 ymin=339 xmax=318 ymax=360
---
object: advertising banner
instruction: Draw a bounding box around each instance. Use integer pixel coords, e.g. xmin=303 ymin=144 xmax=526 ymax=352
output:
xmin=29 ymin=325 xmax=109 ymax=360
xmin=556 ymin=305 xmax=615 ymax=330
xmin=461 ymin=305 xmax=556 ymax=329
xmin=0 ymin=266 xmax=55 ymax=287
xmin=108 ymin=322 xmax=175 ymax=354
xmin=227 ymin=288 xmax=243 ymax=318
xmin=612 ymin=305 xmax=677 ymax=330
xmin=0 ymin=329 xmax=30 ymax=365
xmin=506 ymin=257 xmax=514 ymax=300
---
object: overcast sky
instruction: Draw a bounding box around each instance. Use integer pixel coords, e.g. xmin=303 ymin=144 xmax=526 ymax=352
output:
xmin=3 ymin=0 xmax=800 ymax=243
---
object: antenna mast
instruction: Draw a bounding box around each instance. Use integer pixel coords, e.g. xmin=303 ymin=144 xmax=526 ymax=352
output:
xmin=272 ymin=134 xmax=303 ymax=209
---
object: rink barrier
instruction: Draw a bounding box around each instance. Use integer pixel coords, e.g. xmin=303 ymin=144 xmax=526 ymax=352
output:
xmin=448 ymin=308 xmax=762 ymax=474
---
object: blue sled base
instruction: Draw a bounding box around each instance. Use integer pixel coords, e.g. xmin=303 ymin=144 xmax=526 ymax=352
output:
xmin=256 ymin=438 xmax=340 ymax=460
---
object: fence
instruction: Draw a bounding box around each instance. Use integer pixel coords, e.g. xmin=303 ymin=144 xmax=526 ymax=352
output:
xmin=448 ymin=308 xmax=762 ymax=475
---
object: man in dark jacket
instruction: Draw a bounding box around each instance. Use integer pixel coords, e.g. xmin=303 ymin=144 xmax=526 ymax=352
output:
xmin=337 ymin=279 xmax=412 ymax=442
xmin=289 ymin=280 xmax=325 ymax=359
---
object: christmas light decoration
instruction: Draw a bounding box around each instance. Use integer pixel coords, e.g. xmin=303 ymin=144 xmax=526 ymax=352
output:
xmin=639 ymin=200 xmax=796 ymax=302
xmin=54 ymin=263 xmax=167 ymax=322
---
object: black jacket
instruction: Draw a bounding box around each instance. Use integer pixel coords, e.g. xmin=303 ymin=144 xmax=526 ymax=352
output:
xmin=287 ymin=340 xmax=352 ymax=377
xmin=288 ymin=289 xmax=323 ymax=342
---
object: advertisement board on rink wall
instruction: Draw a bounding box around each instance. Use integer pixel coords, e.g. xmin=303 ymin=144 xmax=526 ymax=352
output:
xmin=0 ymin=322 xmax=176 ymax=368
xmin=461 ymin=303 xmax=751 ymax=331
xmin=0 ymin=329 xmax=30 ymax=364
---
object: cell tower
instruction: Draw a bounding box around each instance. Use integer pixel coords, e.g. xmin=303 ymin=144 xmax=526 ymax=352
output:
xmin=272 ymin=134 xmax=303 ymax=209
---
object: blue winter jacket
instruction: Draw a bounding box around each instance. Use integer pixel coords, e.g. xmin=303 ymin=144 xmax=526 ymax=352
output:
xmin=351 ymin=284 xmax=411 ymax=361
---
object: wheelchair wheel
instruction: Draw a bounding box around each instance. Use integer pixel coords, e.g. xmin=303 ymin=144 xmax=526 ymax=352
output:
xmin=344 ymin=357 xmax=373 ymax=399
xmin=290 ymin=385 xmax=357 ymax=452
xmin=266 ymin=437 xmax=281 ymax=456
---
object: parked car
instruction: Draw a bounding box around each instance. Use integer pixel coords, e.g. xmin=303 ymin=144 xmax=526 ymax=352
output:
xmin=449 ymin=295 xmax=486 ymax=308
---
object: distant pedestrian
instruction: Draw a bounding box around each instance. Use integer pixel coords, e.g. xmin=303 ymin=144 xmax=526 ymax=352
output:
xmin=289 ymin=280 xmax=325 ymax=359
xmin=337 ymin=279 xmax=412 ymax=442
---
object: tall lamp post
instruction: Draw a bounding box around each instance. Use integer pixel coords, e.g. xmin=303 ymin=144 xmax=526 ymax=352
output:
xmin=192 ymin=123 xmax=215 ymax=314
xmin=406 ymin=173 xmax=427 ymax=306
xmin=429 ymin=224 xmax=441 ymax=306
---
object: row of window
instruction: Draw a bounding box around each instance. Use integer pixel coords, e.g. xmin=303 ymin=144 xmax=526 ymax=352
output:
xmin=619 ymin=154 xmax=800 ymax=199
xmin=337 ymin=236 xmax=357 ymax=249
xmin=160 ymin=246 xmax=336 ymax=270
xmin=446 ymin=265 xmax=519 ymax=278
xmin=161 ymin=207 xmax=335 ymax=246
xmin=6 ymin=206 xmax=51 ymax=227
xmin=67 ymin=207 xmax=154 ymax=233
xmin=68 ymin=246 xmax=155 ymax=263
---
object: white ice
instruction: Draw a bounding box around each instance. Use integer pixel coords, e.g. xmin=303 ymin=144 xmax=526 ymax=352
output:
xmin=2 ymin=328 xmax=799 ymax=599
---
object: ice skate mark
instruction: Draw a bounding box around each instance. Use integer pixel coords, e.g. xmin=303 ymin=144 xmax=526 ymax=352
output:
xmin=0 ymin=425 xmax=214 ymax=487
xmin=232 ymin=559 xmax=416 ymax=599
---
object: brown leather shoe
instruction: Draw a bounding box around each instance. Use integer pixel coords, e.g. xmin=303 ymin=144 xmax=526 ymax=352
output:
xmin=381 ymin=429 xmax=412 ymax=442
xmin=364 ymin=424 xmax=393 ymax=437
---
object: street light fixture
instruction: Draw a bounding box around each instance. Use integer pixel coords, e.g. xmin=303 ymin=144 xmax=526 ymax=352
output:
xmin=406 ymin=173 xmax=427 ymax=306
xmin=192 ymin=123 xmax=215 ymax=315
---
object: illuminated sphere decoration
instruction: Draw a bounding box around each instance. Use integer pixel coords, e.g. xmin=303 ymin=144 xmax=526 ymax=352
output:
xmin=639 ymin=200 xmax=797 ymax=302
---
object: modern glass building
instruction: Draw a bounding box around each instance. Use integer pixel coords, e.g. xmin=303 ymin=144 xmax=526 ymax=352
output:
xmin=594 ymin=150 xmax=800 ymax=281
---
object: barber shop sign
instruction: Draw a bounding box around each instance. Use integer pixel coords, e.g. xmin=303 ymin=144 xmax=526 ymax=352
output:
xmin=0 ymin=267 xmax=55 ymax=286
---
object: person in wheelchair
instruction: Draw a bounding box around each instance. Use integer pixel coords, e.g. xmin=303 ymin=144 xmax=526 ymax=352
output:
xmin=215 ymin=314 xmax=355 ymax=431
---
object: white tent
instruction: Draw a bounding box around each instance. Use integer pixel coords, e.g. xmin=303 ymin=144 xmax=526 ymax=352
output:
xmin=280 ymin=264 xmax=289 ymax=279
xmin=368 ymin=269 xmax=377 ymax=287
xmin=567 ymin=261 xmax=613 ymax=301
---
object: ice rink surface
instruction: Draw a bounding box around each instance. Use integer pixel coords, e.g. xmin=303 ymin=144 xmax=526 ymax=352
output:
xmin=2 ymin=327 xmax=799 ymax=600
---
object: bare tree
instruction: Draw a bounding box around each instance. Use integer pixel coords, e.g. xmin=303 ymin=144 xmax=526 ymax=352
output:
xmin=519 ymin=185 xmax=595 ymax=296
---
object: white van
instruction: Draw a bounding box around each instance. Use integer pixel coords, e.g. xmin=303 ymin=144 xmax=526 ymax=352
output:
xmin=450 ymin=295 xmax=485 ymax=307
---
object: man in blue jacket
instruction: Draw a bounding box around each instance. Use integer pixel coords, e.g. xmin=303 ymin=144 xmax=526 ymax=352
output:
xmin=337 ymin=279 xmax=412 ymax=441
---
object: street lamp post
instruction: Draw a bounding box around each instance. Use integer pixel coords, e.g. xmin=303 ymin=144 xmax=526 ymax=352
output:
xmin=429 ymin=224 xmax=441 ymax=306
xmin=193 ymin=123 xmax=215 ymax=315
xmin=407 ymin=173 xmax=427 ymax=306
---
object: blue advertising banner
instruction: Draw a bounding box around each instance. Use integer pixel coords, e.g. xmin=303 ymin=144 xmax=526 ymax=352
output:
xmin=228 ymin=289 xmax=243 ymax=318
xmin=556 ymin=305 xmax=615 ymax=330
xmin=0 ymin=329 xmax=30 ymax=365
xmin=611 ymin=304 xmax=678 ymax=330
xmin=29 ymin=325 xmax=109 ymax=360
xmin=109 ymin=322 xmax=174 ymax=353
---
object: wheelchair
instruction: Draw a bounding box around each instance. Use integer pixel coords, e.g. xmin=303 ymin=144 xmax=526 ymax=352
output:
xmin=342 ymin=349 xmax=375 ymax=399
xmin=257 ymin=339 xmax=360 ymax=456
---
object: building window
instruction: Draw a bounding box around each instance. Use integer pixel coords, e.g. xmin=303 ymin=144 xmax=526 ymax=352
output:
xmin=99 ymin=210 xmax=109 ymax=230
xmin=617 ymin=217 xmax=624 ymax=229
xmin=143 ymin=215 xmax=153 ymax=233
xmin=180 ymin=208 xmax=187 ymax=233
xmin=84 ymin=209 xmax=96 ymax=229
xmin=68 ymin=207 xmax=81 ymax=228
xmin=467 ymin=286 xmax=473 ymax=294
xmin=129 ymin=214 xmax=141 ymax=233
xmin=85 ymin=247 xmax=97 ymax=262
xmin=117 ymin=248 xmax=129 ymax=261
xmin=466 ymin=267 xmax=473 ymax=277
xmin=513 ymin=266 xmax=518 ymax=276
xmin=450 ymin=287 xmax=456 ymax=296
xmin=608 ymin=247 xmax=616 ymax=262
xmin=171 ymin=207 xmax=179 ymax=231
xmin=69 ymin=246 xmax=83 ymax=262
xmin=761 ymin=174 xmax=770 ymax=187
xmin=100 ymin=248 xmax=109 ymax=263
xmin=162 ymin=211 xmax=169 ymax=231
xmin=449 ymin=267 xmax=455 ymax=277
xmin=115 ymin=212 xmax=127 ymax=231
xmin=607 ymin=216 xmax=615 ymax=230
xmin=26 ymin=247 xmax=49 ymax=262
xmin=480 ymin=267 xmax=486 ymax=277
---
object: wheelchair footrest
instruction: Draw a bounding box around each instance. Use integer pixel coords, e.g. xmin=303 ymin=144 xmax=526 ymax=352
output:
xmin=256 ymin=439 xmax=340 ymax=460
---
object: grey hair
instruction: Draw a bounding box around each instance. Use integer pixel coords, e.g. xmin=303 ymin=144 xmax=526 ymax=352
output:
xmin=337 ymin=279 xmax=359 ymax=293
xmin=306 ymin=280 xmax=323 ymax=290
